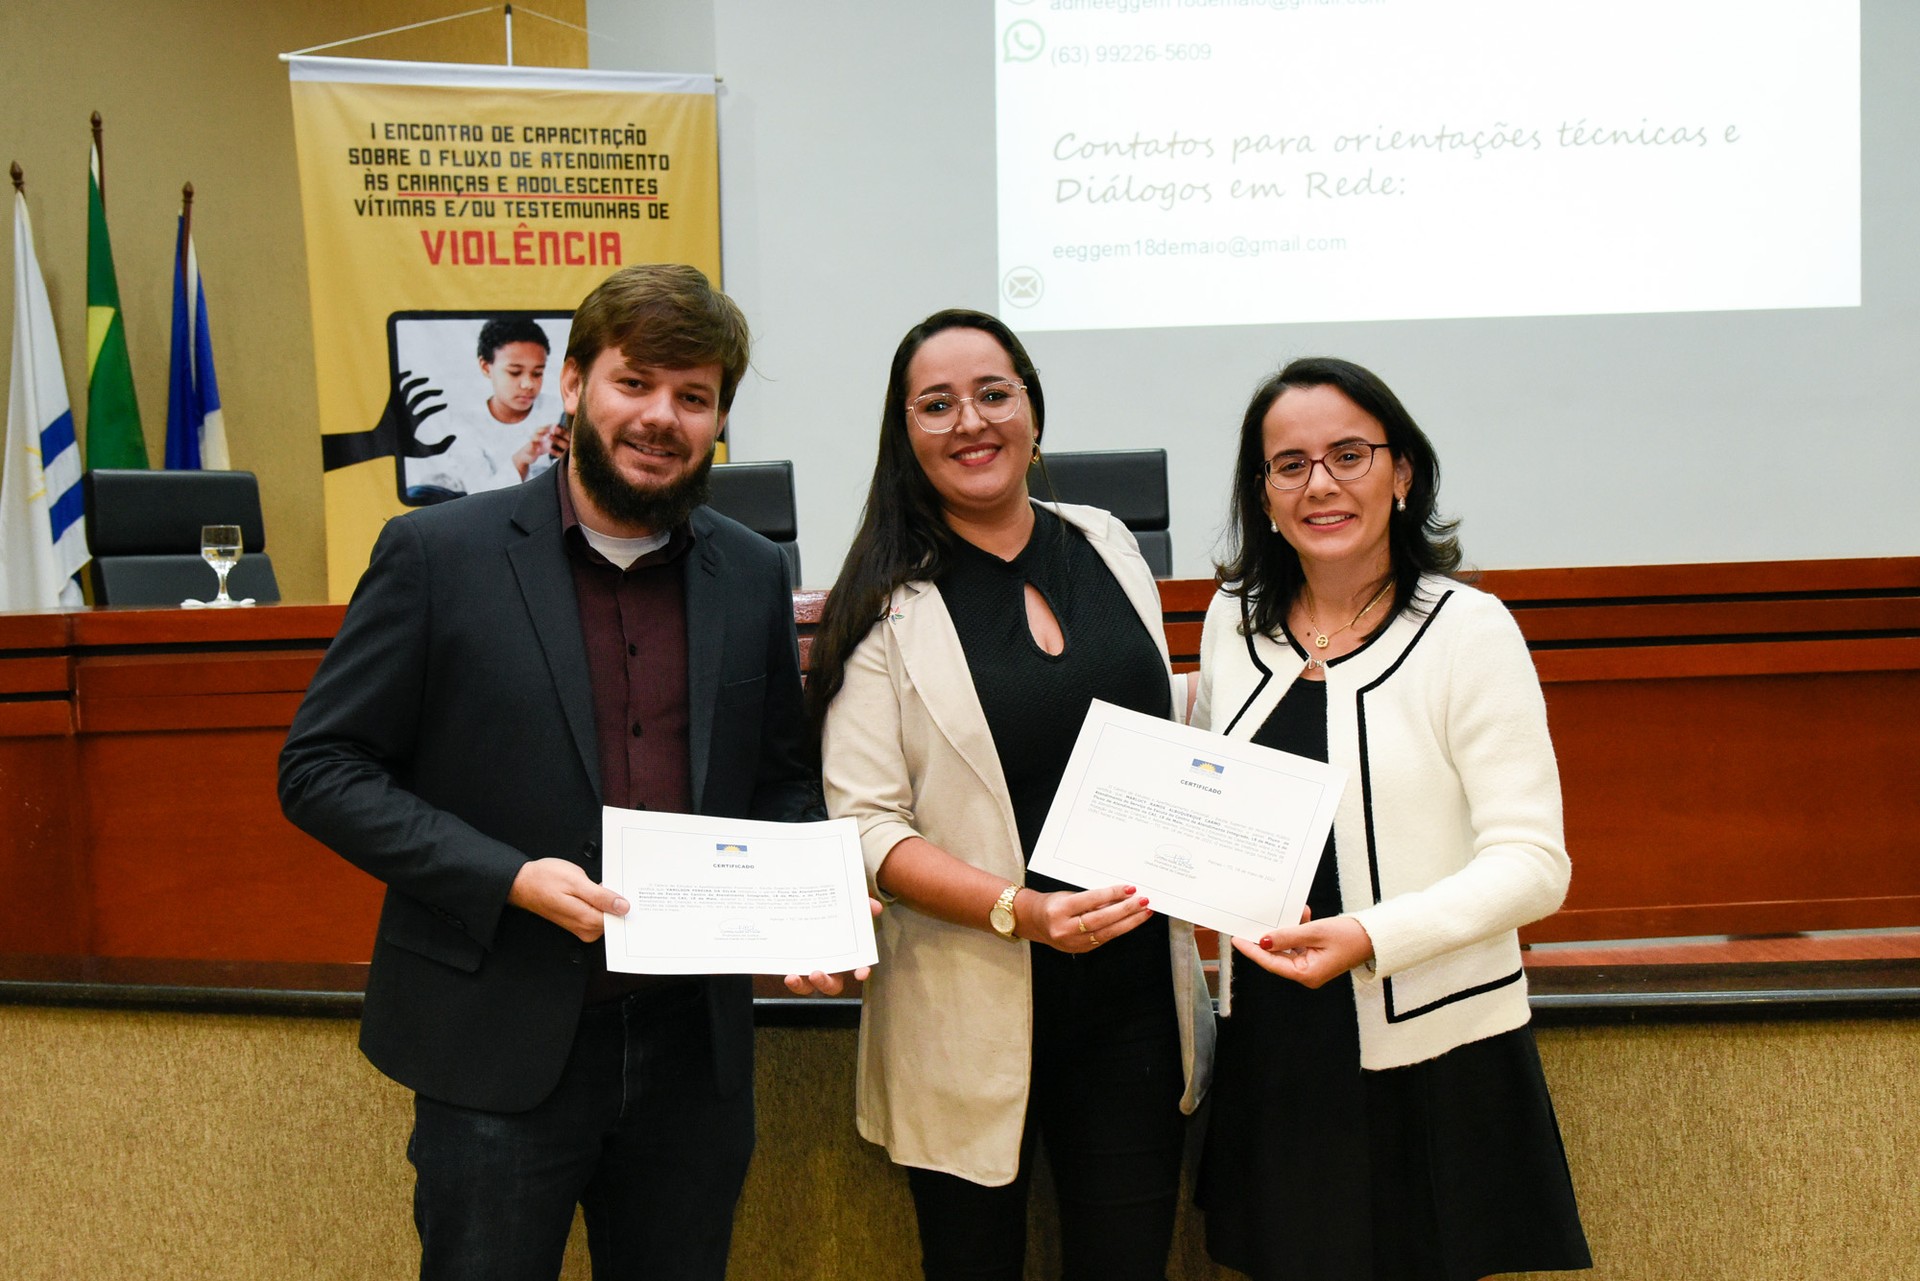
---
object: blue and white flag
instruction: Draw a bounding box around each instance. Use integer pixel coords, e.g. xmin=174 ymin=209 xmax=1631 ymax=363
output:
xmin=164 ymin=214 xmax=229 ymax=470
xmin=2 ymin=191 xmax=87 ymax=609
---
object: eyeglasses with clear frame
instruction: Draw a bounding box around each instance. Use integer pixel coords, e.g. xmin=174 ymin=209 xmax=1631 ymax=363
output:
xmin=1262 ymin=441 xmax=1391 ymax=491
xmin=908 ymin=380 xmax=1028 ymax=434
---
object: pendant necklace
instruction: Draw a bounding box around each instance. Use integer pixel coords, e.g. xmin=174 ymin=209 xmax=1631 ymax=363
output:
xmin=1300 ymin=578 xmax=1394 ymax=668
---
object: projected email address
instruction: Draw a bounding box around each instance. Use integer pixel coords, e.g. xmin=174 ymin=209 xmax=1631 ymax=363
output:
xmin=1052 ymin=235 xmax=1346 ymax=263
xmin=1044 ymin=0 xmax=1386 ymax=12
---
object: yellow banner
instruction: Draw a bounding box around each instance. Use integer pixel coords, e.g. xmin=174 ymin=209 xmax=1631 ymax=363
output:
xmin=288 ymin=57 xmax=722 ymax=599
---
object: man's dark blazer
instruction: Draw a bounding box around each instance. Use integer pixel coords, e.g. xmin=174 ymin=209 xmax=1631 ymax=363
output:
xmin=279 ymin=466 xmax=819 ymax=1113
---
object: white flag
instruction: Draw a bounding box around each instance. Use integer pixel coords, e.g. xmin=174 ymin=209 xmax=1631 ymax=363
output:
xmin=2 ymin=191 xmax=88 ymax=610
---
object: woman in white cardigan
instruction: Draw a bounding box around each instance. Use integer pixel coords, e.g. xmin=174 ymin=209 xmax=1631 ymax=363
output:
xmin=809 ymin=310 xmax=1212 ymax=1281
xmin=1193 ymin=357 xmax=1589 ymax=1281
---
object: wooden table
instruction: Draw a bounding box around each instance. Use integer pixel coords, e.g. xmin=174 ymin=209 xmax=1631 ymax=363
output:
xmin=3 ymin=556 xmax=1915 ymax=971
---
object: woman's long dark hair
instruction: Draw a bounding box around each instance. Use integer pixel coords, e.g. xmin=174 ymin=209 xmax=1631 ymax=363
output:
xmin=1215 ymin=356 xmax=1462 ymax=639
xmin=805 ymin=310 xmax=1047 ymax=728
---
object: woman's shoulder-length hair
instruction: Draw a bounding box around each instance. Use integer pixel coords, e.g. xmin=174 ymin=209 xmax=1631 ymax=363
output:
xmin=1215 ymin=355 xmax=1463 ymax=638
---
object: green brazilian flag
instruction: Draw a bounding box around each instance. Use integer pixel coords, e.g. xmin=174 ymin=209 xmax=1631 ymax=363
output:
xmin=86 ymin=145 xmax=147 ymax=469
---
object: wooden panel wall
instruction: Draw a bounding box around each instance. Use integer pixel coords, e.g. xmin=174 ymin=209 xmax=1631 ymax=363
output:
xmin=0 ymin=605 xmax=377 ymax=963
xmin=1482 ymin=558 xmax=1919 ymax=942
xmin=2 ymin=557 xmax=1914 ymax=967
xmin=0 ymin=614 xmax=86 ymax=955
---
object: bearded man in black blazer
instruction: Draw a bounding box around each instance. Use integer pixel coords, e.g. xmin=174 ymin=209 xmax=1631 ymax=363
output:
xmin=281 ymin=265 xmax=826 ymax=1281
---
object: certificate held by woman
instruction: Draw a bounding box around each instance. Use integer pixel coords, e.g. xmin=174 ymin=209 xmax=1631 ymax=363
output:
xmin=1027 ymin=697 xmax=1346 ymax=941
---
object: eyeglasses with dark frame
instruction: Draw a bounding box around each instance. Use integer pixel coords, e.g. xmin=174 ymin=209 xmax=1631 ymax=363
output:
xmin=908 ymin=380 xmax=1028 ymax=434
xmin=1262 ymin=441 xmax=1391 ymax=491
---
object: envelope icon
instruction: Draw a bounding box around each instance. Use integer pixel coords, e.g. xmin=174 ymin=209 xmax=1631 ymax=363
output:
xmin=1003 ymin=268 xmax=1043 ymax=307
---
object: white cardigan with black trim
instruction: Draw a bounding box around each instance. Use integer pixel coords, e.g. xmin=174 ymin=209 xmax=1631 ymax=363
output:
xmin=1193 ymin=574 xmax=1569 ymax=1070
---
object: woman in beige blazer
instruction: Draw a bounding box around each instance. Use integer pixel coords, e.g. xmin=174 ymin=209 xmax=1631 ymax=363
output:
xmin=808 ymin=310 xmax=1212 ymax=1281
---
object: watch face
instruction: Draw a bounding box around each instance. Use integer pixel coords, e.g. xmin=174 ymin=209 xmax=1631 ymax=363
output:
xmin=990 ymin=903 xmax=1016 ymax=937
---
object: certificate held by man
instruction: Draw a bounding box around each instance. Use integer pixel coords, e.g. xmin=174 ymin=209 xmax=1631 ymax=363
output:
xmin=1028 ymin=700 xmax=1348 ymax=940
xmin=600 ymin=809 xmax=880 ymax=976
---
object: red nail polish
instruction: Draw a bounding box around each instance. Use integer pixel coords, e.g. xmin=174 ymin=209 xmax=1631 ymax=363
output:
xmin=1259 ymin=937 xmax=1274 ymax=951
xmin=1138 ymin=897 xmax=1150 ymax=908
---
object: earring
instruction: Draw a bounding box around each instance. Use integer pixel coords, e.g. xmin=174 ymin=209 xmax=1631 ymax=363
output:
xmin=1395 ymin=496 xmax=1407 ymax=513
xmin=1031 ymin=443 xmax=1041 ymax=464
xmin=1268 ymin=518 xmax=1279 ymax=534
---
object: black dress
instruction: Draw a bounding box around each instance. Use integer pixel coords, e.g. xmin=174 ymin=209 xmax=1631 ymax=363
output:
xmin=1196 ymin=677 xmax=1591 ymax=1281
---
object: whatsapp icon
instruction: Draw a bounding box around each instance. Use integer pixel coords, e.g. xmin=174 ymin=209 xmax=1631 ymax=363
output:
xmin=1003 ymin=20 xmax=1045 ymax=63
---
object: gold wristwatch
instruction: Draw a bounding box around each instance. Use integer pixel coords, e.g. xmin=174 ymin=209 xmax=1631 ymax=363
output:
xmin=989 ymin=883 xmax=1021 ymax=941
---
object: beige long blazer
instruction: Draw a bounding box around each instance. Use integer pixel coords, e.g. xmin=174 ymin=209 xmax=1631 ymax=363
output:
xmin=820 ymin=501 xmax=1215 ymax=1186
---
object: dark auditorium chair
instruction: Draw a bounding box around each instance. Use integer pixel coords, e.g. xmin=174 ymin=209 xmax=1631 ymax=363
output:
xmin=1030 ymin=448 xmax=1173 ymax=577
xmin=82 ymin=469 xmax=281 ymax=605
xmin=706 ymin=460 xmax=801 ymax=589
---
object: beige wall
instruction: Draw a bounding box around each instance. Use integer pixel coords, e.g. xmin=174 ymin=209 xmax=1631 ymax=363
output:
xmin=1 ymin=1007 xmax=1914 ymax=1280
xmin=0 ymin=0 xmax=586 ymax=603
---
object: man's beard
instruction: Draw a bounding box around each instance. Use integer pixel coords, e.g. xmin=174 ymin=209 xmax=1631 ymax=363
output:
xmin=567 ymin=404 xmax=714 ymax=534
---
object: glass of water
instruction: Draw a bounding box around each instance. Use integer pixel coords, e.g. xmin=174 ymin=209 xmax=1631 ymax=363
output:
xmin=200 ymin=524 xmax=243 ymax=607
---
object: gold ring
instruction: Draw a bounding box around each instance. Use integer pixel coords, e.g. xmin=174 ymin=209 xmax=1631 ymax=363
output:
xmin=1076 ymin=917 xmax=1087 ymax=934
xmin=1090 ymin=935 xmax=1103 ymax=948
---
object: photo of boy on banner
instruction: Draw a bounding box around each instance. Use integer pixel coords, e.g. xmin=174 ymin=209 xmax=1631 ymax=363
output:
xmin=319 ymin=310 xmax=568 ymax=504
xmin=389 ymin=311 xmax=572 ymax=505
xmin=319 ymin=304 xmax=735 ymax=509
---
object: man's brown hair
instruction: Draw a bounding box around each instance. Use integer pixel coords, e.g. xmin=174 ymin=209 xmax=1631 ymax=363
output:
xmin=563 ymin=264 xmax=751 ymax=409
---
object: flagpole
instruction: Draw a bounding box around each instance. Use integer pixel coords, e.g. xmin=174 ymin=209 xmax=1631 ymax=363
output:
xmin=9 ymin=162 xmax=21 ymax=194
xmin=91 ymin=112 xmax=104 ymax=206
xmin=182 ymin=181 xmax=194 ymax=245
xmin=505 ymin=3 xmax=515 ymax=66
